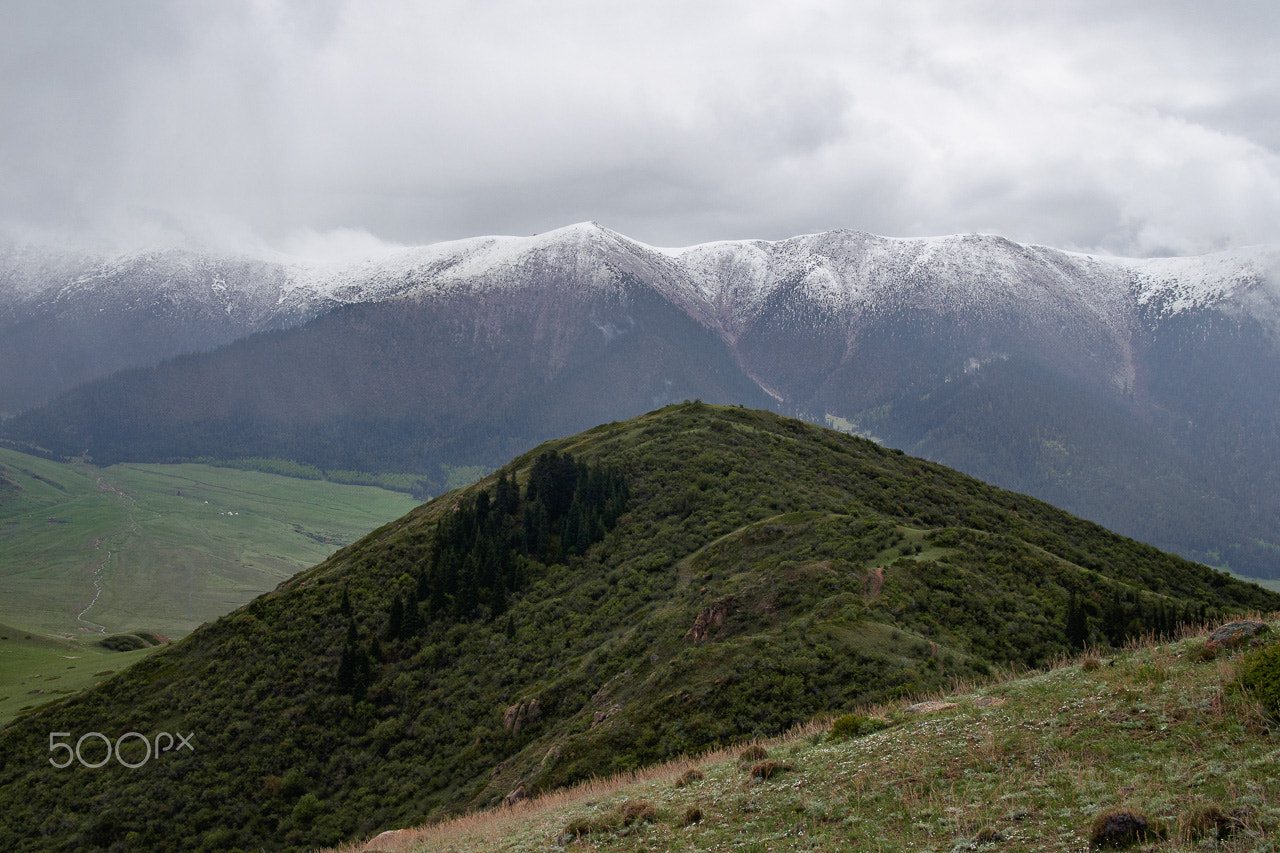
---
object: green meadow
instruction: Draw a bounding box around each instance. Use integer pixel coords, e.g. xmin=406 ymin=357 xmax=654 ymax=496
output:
xmin=0 ymin=448 xmax=420 ymax=641
xmin=0 ymin=623 xmax=159 ymax=726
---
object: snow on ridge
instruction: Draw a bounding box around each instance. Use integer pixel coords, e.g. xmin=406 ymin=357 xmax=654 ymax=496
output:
xmin=285 ymin=225 xmax=1277 ymax=338
xmin=5 ymin=225 xmax=1277 ymax=328
xmin=290 ymin=221 xmax=644 ymax=302
xmin=1101 ymin=245 xmax=1280 ymax=316
xmin=653 ymin=230 xmax=1131 ymax=334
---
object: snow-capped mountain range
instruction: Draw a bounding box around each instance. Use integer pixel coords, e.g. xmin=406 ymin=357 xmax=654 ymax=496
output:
xmin=6 ymin=221 xmax=1277 ymax=345
xmin=3 ymin=223 xmax=1279 ymax=576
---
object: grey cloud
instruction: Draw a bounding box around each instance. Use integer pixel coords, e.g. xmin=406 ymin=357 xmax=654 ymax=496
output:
xmin=2 ymin=1 xmax=1278 ymax=257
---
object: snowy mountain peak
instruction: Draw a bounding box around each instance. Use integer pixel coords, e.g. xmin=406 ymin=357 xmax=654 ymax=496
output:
xmin=5 ymin=225 xmax=1278 ymax=330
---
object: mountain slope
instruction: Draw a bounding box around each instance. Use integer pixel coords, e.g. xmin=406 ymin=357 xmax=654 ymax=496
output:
xmin=333 ymin=620 xmax=1280 ymax=853
xmin=3 ymin=224 xmax=1279 ymax=574
xmin=4 ymin=250 xmax=772 ymax=483
xmin=0 ymin=244 xmax=332 ymax=415
xmin=0 ymin=404 xmax=1274 ymax=852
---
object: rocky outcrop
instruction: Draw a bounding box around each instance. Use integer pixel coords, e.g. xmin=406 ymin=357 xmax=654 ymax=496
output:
xmin=686 ymin=599 xmax=732 ymax=644
xmin=1205 ymin=620 xmax=1270 ymax=651
xmin=502 ymin=698 xmax=541 ymax=734
xmin=904 ymin=701 xmax=957 ymax=714
xmin=361 ymin=827 xmax=415 ymax=851
xmin=505 ymin=781 xmax=527 ymax=807
xmin=592 ymin=706 xmax=621 ymax=727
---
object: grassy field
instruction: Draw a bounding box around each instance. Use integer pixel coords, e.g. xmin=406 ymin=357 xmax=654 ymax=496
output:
xmin=0 ymin=622 xmax=161 ymax=726
xmin=327 ymin=618 xmax=1280 ymax=853
xmin=0 ymin=448 xmax=420 ymax=640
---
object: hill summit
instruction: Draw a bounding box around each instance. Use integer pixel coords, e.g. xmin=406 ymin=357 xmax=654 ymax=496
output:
xmin=1 ymin=403 xmax=1275 ymax=851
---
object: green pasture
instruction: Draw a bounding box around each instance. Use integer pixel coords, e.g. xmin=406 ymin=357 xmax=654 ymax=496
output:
xmin=0 ymin=624 xmax=161 ymax=726
xmin=0 ymin=449 xmax=420 ymax=640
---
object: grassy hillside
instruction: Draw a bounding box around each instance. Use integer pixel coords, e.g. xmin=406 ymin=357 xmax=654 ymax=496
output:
xmin=331 ymin=619 xmax=1280 ymax=853
xmin=0 ymin=624 xmax=161 ymax=726
xmin=0 ymin=448 xmax=420 ymax=638
xmin=0 ymin=404 xmax=1275 ymax=852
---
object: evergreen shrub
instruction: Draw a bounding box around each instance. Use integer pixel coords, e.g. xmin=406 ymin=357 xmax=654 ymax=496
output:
xmin=1239 ymin=640 xmax=1280 ymax=719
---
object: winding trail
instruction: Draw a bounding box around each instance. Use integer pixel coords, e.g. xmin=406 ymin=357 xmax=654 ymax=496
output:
xmin=75 ymin=475 xmax=141 ymax=633
xmin=76 ymin=545 xmax=110 ymax=634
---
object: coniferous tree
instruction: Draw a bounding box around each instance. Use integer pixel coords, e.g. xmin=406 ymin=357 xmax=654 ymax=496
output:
xmin=336 ymin=644 xmax=357 ymax=694
xmin=400 ymin=598 xmax=423 ymax=638
xmin=1103 ymin=597 xmax=1126 ymax=646
xmin=351 ymin=648 xmax=371 ymax=704
xmin=336 ymin=618 xmax=363 ymax=696
xmin=385 ymin=596 xmax=404 ymax=641
xmin=1065 ymin=593 xmax=1088 ymax=649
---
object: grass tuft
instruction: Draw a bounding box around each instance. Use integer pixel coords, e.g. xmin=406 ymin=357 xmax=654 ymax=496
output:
xmin=1087 ymin=809 xmax=1161 ymax=849
xmin=673 ymin=768 xmax=703 ymax=788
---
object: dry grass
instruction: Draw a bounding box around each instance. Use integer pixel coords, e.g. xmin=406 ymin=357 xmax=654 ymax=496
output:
xmin=327 ymin=748 xmax=741 ymax=852
xmin=323 ymin=615 xmax=1280 ymax=853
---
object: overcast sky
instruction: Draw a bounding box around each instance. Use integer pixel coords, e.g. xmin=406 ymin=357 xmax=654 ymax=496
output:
xmin=3 ymin=0 xmax=1279 ymax=258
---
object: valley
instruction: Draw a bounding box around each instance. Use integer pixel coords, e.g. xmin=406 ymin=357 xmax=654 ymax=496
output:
xmin=8 ymin=7 xmax=1279 ymax=851
xmin=0 ymin=448 xmax=420 ymax=639
xmin=0 ymin=625 xmax=158 ymax=726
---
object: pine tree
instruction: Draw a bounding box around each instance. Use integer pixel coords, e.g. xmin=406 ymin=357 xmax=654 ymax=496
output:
xmin=336 ymin=644 xmax=356 ymax=694
xmin=385 ymin=596 xmax=404 ymax=641
xmin=401 ymin=598 xmax=423 ymax=638
xmin=351 ymin=648 xmax=371 ymax=703
xmin=1066 ymin=593 xmax=1088 ymax=649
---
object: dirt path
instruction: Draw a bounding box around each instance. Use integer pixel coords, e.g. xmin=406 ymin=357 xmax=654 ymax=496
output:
xmin=75 ymin=475 xmax=141 ymax=634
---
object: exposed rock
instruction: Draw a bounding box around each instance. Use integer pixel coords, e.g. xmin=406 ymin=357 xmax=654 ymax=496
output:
xmin=591 ymin=670 xmax=631 ymax=706
xmin=362 ymin=827 xmax=415 ymax=850
xmin=905 ymin=701 xmax=958 ymax=714
xmin=592 ymin=705 xmax=621 ymax=727
xmin=502 ymin=698 xmax=541 ymax=734
xmin=1205 ymin=620 xmax=1269 ymax=651
xmin=686 ymin=599 xmax=732 ymax=643
xmin=540 ymin=743 xmax=563 ymax=770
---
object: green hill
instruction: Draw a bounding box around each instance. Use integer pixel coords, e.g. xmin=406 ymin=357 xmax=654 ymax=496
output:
xmin=0 ymin=403 xmax=1275 ymax=852
xmin=331 ymin=620 xmax=1280 ymax=852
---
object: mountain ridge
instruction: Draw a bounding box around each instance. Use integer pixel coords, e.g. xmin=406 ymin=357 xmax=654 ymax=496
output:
xmin=6 ymin=222 xmax=1277 ymax=330
xmin=3 ymin=224 xmax=1279 ymax=575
